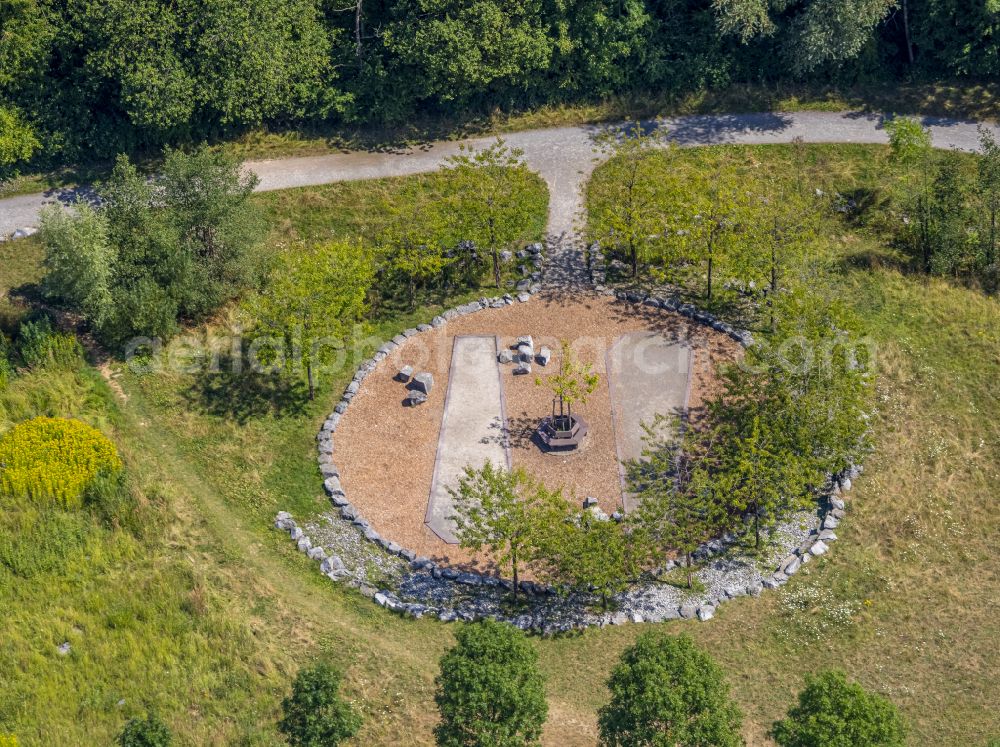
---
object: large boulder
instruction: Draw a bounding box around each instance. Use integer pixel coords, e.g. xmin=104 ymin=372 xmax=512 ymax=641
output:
xmin=412 ymin=372 xmax=434 ymax=395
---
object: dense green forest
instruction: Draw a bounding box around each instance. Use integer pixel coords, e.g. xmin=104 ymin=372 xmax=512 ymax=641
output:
xmin=1 ymin=0 xmax=998 ymax=172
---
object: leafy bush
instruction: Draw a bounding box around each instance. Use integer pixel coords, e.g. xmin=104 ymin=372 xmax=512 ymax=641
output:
xmin=39 ymin=148 xmax=265 ymax=348
xmin=0 ymin=733 xmax=17 ymax=747
xmin=0 ymin=333 xmax=11 ymax=389
xmin=0 ymin=416 xmax=123 ymax=509
xmin=278 ymin=663 xmax=362 ymax=747
xmin=598 ymin=632 xmax=743 ymax=747
xmin=434 ymin=620 xmax=547 ymax=747
xmin=15 ymin=318 xmax=82 ymax=370
xmin=117 ymin=713 xmax=172 ymax=747
xmin=772 ymin=670 xmax=907 ymax=747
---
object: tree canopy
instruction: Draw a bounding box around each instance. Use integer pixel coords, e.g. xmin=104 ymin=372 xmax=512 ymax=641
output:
xmin=598 ymin=632 xmax=743 ymax=747
xmin=278 ymin=663 xmax=362 ymax=747
xmin=5 ymin=0 xmax=998 ymax=171
xmin=434 ymin=620 xmax=548 ymax=747
xmin=772 ymin=670 xmax=907 ymax=747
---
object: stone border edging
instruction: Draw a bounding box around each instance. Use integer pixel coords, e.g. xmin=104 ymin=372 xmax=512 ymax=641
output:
xmin=275 ymin=239 xmax=865 ymax=627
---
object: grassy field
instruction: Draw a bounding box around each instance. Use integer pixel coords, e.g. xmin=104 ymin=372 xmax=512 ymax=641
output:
xmin=2 ymin=146 xmax=999 ymax=745
xmin=0 ymin=170 xmax=548 ymax=745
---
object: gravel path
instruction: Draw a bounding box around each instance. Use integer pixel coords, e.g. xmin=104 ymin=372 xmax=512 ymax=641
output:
xmin=3 ymin=111 xmax=996 ymax=242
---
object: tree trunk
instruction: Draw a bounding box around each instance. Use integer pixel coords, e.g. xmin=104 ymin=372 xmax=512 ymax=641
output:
xmin=630 ymin=240 xmax=638 ymax=278
xmin=307 ymin=361 xmax=315 ymax=401
xmin=706 ymin=251 xmax=714 ymax=301
xmin=354 ymin=0 xmax=363 ymax=60
xmin=902 ymin=0 xmax=914 ymax=65
xmin=686 ymin=552 xmax=693 ymax=589
xmin=512 ymin=551 xmax=519 ymax=604
xmin=754 ymin=507 xmax=760 ymax=549
xmin=492 ymin=248 xmax=501 ymax=288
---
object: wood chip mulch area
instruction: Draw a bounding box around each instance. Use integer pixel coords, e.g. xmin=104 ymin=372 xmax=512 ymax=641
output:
xmin=331 ymin=292 xmax=739 ymax=567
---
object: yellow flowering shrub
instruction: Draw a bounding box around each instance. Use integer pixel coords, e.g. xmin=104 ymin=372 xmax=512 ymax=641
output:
xmin=0 ymin=734 xmax=17 ymax=747
xmin=0 ymin=417 xmax=122 ymax=509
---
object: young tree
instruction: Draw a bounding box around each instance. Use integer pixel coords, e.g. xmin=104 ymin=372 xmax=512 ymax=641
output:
xmin=434 ymin=620 xmax=547 ymax=747
xmin=885 ymin=116 xmax=935 ymax=271
xmin=588 ymin=123 xmax=673 ymax=278
xmin=378 ymin=220 xmax=452 ymax=309
xmin=629 ymin=425 xmax=726 ymax=589
xmin=977 ymin=125 xmax=1000 ymax=272
xmin=928 ymin=156 xmax=976 ymax=278
xmin=249 ymin=239 xmax=375 ymax=399
xmin=598 ymin=632 xmax=743 ymax=747
xmin=39 ymin=203 xmax=115 ymax=328
xmin=772 ymin=670 xmax=907 ymax=747
xmin=744 ymin=175 xmax=819 ymax=330
xmin=159 ymin=145 xmax=266 ymax=318
xmin=448 ymin=462 xmax=567 ymax=604
xmin=278 ymin=663 xmax=362 ymax=747
xmin=718 ymin=414 xmax=809 ymax=549
xmin=535 ymin=340 xmax=599 ymax=429
xmin=680 ymin=158 xmax=745 ymax=302
xmin=443 ymin=139 xmax=541 ymax=288
xmin=117 ymin=713 xmax=172 ymax=747
xmin=535 ymin=509 xmax=639 ymax=609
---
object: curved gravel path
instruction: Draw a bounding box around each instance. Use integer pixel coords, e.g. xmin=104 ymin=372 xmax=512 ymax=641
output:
xmin=2 ymin=111 xmax=996 ymax=246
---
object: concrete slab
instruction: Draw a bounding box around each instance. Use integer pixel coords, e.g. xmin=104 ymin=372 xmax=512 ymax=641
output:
xmin=608 ymin=332 xmax=691 ymax=512
xmin=426 ymin=336 xmax=510 ymax=543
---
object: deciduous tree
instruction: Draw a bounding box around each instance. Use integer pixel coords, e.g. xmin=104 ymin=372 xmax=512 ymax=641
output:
xmin=434 ymin=620 xmax=547 ymax=747
xmin=448 ymin=462 xmax=567 ymax=604
xmin=278 ymin=663 xmax=362 ymax=747
xmin=40 ymin=203 xmax=114 ymax=329
xmin=535 ymin=509 xmax=639 ymax=608
xmin=535 ymin=340 xmax=599 ymax=428
xmin=249 ymin=238 xmax=374 ymax=399
xmin=443 ymin=139 xmax=541 ymax=288
xmin=772 ymin=670 xmax=907 ymax=747
xmin=588 ymin=123 xmax=674 ymax=278
xmin=628 ymin=422 xmax=726 ymax=588
xmin=977 ymin=126 xmax=1000 ymax=272
xmin=598 ymin=632 xmax=743 ymax=747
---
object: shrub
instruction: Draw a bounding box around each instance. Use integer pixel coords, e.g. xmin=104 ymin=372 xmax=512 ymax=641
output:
xmin=0 ymin=734 xmax=17 ymax=747
xmin=772 ymin=670 xmax=907 ymax=747
xmin=0 ymin=333 xmax=11 ymax=389
xmin=0 ymin=416 xmax=123 ymax=509
xmin=15 ymin=318 xmax=82 ymax=370
xmin=434 ymin=620 xmax=547 ymax=747
xmin=278 ymin=662 xmax=362 ymax=747
xmin=598 ymin=632 xmax=743 ymax=747
xmin=117 ymin=713 xmax=172 ymax=747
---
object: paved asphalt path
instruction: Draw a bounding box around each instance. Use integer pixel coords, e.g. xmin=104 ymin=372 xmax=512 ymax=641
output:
xmin=2 ymin=111 xmax=995 ymax=242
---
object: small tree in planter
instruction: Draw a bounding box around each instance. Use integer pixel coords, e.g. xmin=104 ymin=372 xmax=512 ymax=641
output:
xmin=535 ymin=341 xmax=599 ymax=444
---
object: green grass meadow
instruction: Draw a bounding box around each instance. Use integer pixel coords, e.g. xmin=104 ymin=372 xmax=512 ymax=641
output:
xmin=1 ymin=147 xmax=999 ymax=745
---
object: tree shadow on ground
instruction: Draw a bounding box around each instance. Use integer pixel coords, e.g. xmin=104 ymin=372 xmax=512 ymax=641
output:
xmin=182 ymin=353 xmax=309 ymax=424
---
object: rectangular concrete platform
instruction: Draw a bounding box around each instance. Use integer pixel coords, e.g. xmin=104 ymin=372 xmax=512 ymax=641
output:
xmin=608 ymin=332 xmax=692 ymax=513
xmin=426 ymin=335 xmax=510 ymax=543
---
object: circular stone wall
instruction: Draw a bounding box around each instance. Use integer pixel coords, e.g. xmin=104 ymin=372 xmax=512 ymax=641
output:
xmin=331 ymin=292 xmax=740 ymax=564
